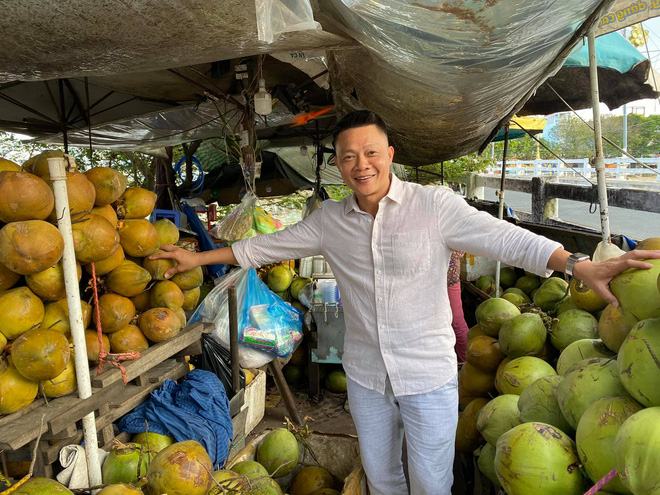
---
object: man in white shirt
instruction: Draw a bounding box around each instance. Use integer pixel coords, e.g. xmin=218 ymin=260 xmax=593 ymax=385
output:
xmin=151 ymin=111 xmax=657 ymax=494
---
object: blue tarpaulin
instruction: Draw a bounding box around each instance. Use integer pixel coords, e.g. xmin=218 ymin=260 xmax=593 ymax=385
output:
xmin=119 ymin=369 xmax=233 ymax=468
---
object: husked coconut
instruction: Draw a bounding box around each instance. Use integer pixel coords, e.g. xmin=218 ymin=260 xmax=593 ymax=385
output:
xmin=0 ymin=171 xmax=54 ymax=222
xmin=0 ymin=220 xmax=64 ymax=274
xmin=85 ymin=167 xmax=128 ymax=205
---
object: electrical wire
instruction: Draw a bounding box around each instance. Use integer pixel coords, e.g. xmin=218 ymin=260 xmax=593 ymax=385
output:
xmin=511 ymin=119 xmax=597 ymax=186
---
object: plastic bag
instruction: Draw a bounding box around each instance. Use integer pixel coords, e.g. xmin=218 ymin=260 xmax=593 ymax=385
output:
xmin=240 ymin=270 xmax=303 ymax=357
xmin=255 ymin=0 xmax=320 ymax=44
xmin=189 ymin=268 xmax=275 ymax=368
xmin=210 ymin=193 xmax=256 ymax=242
xmin=192 ymin=333 xmax=245 ymax=398
xmin=253 ymin=206 xmax=283 ymax=234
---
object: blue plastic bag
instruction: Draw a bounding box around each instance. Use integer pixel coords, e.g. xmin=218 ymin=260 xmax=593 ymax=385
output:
xmin=239 ymin=269 xmax=303 ymax=357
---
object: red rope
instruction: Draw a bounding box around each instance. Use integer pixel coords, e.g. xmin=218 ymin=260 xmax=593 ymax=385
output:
xmin=90 ymin=262 xmax=141 ymax=385
xmin=584 ymin=468 xmax=618 ymax=495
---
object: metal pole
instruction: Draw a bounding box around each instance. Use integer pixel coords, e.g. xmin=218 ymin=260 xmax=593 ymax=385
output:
xmin=494 ymin=124 xmax=510 ymax=298
xmin=622 ymin=104 xmax=628 ymax=153
xmin=588 ymin=29 xmax=611 ymax=244
xmin=228 ymin=285 xmax=240 ymax=396
xmin=48 ymin=157 xmax=102 ymax=491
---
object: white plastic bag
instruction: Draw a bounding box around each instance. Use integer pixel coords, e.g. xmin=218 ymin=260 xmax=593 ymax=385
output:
xmin=190 ymin=269 xmax=275 ymax=368
xmin=255 ymin=0 xmax=320 ymax=43
xmin=593 ymin=241 xmax=626 ymax=262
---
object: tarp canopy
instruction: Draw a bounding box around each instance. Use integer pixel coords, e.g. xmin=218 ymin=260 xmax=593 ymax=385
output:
xmin=1 ymin=0 xmax=657 ymax=166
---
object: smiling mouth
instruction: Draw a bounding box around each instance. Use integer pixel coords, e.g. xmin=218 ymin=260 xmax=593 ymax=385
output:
xmin=355 ymin=174 xmax=375 ymax=181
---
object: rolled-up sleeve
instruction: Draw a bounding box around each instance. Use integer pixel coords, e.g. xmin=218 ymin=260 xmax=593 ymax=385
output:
xmin=231 ymin=207 xmax=325 ymax=270
xmin=436 ymin=191 xmax=562 ymax=277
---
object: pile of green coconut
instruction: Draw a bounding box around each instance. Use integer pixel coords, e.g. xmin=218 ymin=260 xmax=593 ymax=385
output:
xmin=456 ymin=238 xmax=660 ymax=495
xmin=9 ymin=428 xmax=342 ymax=494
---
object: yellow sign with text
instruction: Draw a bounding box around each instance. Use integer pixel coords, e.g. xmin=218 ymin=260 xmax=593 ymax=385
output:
xmin=597 ymin=0 xmax=660 ymax=36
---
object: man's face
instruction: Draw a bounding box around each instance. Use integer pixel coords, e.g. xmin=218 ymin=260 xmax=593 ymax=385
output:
xmin=334 ymin=124 xmax=394 ymax=206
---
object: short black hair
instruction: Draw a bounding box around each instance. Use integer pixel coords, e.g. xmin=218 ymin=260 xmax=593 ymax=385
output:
xmin=332 ymin=110 xmax=388 ymax=149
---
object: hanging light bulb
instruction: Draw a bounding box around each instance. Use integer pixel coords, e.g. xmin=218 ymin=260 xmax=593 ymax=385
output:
xmin=254 ymin=78 xmax=272 ymax=116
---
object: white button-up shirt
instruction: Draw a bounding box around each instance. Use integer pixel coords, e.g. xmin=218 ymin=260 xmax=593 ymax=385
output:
xmin=232 ymin=175 xmax=561 ymax=396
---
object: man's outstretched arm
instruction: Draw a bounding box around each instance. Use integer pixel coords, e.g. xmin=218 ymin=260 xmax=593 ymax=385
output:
xmin=149 ymin=244 xmax=238 ymax=279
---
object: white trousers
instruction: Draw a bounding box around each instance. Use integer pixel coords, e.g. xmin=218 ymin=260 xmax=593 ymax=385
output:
xmin=346 ymin=374 xmax=458 ymax=495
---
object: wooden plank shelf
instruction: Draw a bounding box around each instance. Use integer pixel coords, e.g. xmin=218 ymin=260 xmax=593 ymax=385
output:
xmin=0 ymin=323 xmax=212 ymax=452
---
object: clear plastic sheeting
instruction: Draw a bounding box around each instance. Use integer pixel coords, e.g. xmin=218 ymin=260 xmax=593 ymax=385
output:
xmin=320 ymin=0 xmax=609 ymax=165
xmin=37 ymin=101 xmax=299 ymax=152
xmin=255 ymin=0 xmax=321 ymax=43
xmin=0 ymin=0 xmax=351 ymax=83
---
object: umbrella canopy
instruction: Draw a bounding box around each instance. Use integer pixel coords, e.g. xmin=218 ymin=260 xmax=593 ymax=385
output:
xmin=520 ymin=32 xmax=660 ymax=116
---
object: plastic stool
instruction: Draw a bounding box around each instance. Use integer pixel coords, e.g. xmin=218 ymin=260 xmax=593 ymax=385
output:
xmin=151 ymin=209 xmax=181 ymax=228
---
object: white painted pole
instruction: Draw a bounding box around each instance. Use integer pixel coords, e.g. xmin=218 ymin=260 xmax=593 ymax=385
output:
xmin=587 ymin=30 xmax=612 ymax=244
xmin=47 ymin=157 xmax=103 ymax=490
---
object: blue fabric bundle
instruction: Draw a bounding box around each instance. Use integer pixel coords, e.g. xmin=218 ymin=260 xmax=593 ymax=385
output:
xmin=119 ymin=369 xmax=233 ymax=468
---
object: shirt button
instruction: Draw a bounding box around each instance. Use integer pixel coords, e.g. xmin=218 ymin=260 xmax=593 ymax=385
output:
xmin=367 ymin=218 xmax=372 ymax=223
xmin=379 ymin=324 xmax=384 ymax=329
xmin=373 ymin=244 xmax=378 ymax=249
xmin=377 ymin=270 xmax=382 ymax=275
xmin=378 ymin=296 xmax=383 ymax=301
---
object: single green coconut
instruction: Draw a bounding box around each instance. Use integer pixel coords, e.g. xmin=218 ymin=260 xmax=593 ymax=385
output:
xmin=232 ymin=460 xmax=281 ymax=495
xmin=549 ymin=309 xmax=599 ymax=351
xmin=476 ymin=275 xmax=496 ymax=291
xmin=97 ymin=484 xmax=143 ymax=494
xmin=102 ymin=443 xmax=154 ymax=485
xmin=256 ymin=428 xmax=300 ymax=477
xmin=10 ymin=477 xmax=74 ymax=494
xmin=477 ymin=443 xmax=501 ymax=488
xmin=555 ymin=294 xmax=581 ymax=316
xmin=131 ymin=432 xmax=174 ymax=454
xmin=475 ymin=298 xmax=520 ymax=337
xmin=495 ymin=422 xmax=588 ymax=495
xmin=455 ymin=397 xmax=490 ymax=454
xmin=598 ymin=304 xmax=638 ymax=353
xmin=475 ymin=394 xmax=522 ymax=447
xmin=499 ymin=267 xmax=518 ymax=289
xmin=617 ymin=317 xmax=660 ymax=407
xmin=515 ymin=274 xmax=541 ymax=295
xmin=267 ymin=265 xmax=294 ymax=292
xmin=533 ymin=277 xmax=569 ymax=313
xmin=501 ymin=292 xmax=525 ymax=307
xmin=576 ymin=396 xmax=643 ymax=494
xmin=289 ymin=277 xmax=312 ymax=300
xmin=610 ymin=259 xmax=660 ymax=321
xmin=499 ymin=356 xmax=557 ymax=396
xmin=146 ymin=440 xmax=213 ymax=495
xmin=614 ymin=407 xmax=660 ymax=495
xmin=504 ymin=287 xmax=531 ymax=304
xmin=518 ymin=375 xmax=574 ymax=436
xmin=498 ymin=313 xmax=546 ymax=358
xmin=325 ymin=369 xmax=347 ymax=393
xmin=556 ymin=339 xmax=616 ymax=376
xmin=557 ymin=358 xmax=632 ymax=430
xmin=289 ymin=466 xmax=334 ymax=495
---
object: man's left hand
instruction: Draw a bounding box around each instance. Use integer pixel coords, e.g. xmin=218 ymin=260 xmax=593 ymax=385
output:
xmin=572 ymin=249 xmax=660 ymax=307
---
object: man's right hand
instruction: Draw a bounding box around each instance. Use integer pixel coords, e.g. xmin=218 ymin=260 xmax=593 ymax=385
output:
xmin=149 ymin=245 xmax=202 ymax=279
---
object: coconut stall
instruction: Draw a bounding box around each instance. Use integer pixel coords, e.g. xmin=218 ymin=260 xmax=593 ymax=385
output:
xmin=1 ymin=0 xmax=660 ymax=494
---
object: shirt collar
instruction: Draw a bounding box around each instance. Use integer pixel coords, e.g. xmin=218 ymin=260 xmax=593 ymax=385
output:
xmin=343 ymin=173 xmax=404 ymax=215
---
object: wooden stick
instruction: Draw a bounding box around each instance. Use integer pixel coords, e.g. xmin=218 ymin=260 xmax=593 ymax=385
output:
xmin=228 ymin=285 xmax=241 ymax=396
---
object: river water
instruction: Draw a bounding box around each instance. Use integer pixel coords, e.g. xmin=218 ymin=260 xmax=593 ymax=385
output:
xmin=484 ymin=189 xmax=659 ymax=241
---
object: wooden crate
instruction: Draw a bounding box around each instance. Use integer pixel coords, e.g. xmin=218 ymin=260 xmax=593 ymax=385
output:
xmin=0 ymin=323 xmax=211 ymax=476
